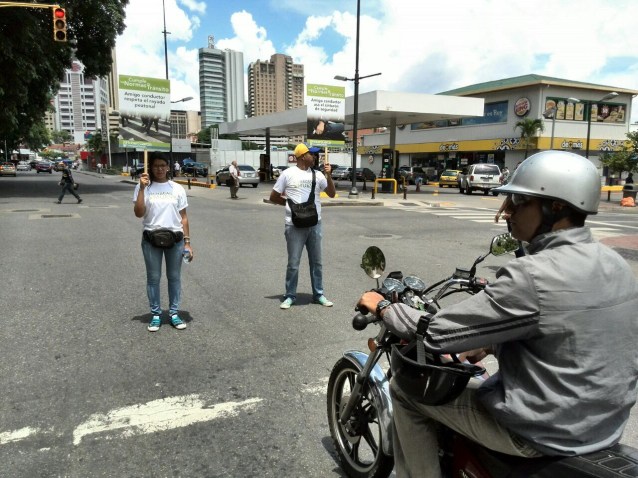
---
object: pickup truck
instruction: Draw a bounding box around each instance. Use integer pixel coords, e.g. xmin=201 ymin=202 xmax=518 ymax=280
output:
xmin=458 ymin=163 xmax=501 ymax=195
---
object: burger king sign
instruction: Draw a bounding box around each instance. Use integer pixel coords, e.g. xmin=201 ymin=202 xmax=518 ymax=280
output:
xmin=514 ymin=97 xmax=531 ymax=117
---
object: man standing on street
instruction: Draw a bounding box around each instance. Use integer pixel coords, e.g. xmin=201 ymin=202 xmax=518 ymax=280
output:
xmin=229 ymin=160 xmax=240 ymax=199
xmin=57 ymin=161 xmax=82 ymax=204
xmin=269 ymin=144 xmax=336 ymax=309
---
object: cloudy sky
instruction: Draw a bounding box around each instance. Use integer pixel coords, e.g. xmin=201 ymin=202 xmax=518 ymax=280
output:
xmin=116 ymin=0 xmax=638 ymax=120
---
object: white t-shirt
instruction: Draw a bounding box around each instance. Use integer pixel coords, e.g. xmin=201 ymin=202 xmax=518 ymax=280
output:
xmin=133 ymin=180 xmax=188 ymax=231
xmin=273 ymin=166 xmax=328 ymax=224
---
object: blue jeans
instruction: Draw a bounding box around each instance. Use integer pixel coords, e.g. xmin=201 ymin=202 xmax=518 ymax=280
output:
xmin=284 ymin=222 xmax=323 ymax=301
xmin=141 ymin=238 xmax=184 ymax=316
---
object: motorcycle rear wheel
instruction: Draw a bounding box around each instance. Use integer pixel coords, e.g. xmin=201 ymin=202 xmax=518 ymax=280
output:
xmin=327 ymin=357 xmax=394 ymax=478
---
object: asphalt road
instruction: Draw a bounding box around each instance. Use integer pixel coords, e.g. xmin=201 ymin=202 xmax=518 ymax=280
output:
xmin=0 ymin=171 xmax=637 ymax=477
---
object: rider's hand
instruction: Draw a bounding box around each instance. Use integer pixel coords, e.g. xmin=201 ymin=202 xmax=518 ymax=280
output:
xmin=458 ymin=347 xmax=492 ymax=364
xmin=357 ymin=291 xmax=384 ymax=315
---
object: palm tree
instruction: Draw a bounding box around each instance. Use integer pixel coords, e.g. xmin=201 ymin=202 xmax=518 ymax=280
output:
xmin=514 ymin=118 xmax=545 ymax=159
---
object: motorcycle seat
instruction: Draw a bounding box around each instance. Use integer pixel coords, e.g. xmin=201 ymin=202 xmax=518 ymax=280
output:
xmin=475 ymin=442 xmax=638 ymax=478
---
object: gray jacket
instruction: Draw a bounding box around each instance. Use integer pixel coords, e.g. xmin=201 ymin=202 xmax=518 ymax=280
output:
xmin=385 ymin=227 xmax=638 ymax=456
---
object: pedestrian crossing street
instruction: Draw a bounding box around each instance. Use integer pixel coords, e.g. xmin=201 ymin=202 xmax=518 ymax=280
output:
xmin=389 ymin=205 xmax=626 ymax=241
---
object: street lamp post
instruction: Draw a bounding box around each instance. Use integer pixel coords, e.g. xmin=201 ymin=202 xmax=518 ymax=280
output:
xmin=569 ymin=92 xmax=619 ymax=159
xmin=542 ymin=106 xmax=557 ymax=150
xmin=333 ymin=0 xmax=382 ymax=199
xmin=170 ymin=96 xmax=193 ymax=177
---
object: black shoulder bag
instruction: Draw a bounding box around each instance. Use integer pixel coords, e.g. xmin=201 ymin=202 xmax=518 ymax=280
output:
xmin=287 ymin=169 xmax=319 ymax=228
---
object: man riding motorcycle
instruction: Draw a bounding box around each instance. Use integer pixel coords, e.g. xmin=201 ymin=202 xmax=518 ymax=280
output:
xmin=358 ymin=151 xmax=638 ymax=478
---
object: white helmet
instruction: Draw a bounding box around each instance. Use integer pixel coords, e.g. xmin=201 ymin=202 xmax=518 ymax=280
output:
xmin=494 ymin=151 xmax=600 ymax=214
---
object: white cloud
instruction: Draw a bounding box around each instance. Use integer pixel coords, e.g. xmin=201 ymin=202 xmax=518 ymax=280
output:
xmin=117 ymin=0 xmax=638 ymax=121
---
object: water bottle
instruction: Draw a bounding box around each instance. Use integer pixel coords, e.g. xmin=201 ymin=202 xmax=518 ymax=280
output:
xmin=182 ymin=249 xmax=192 ymax=264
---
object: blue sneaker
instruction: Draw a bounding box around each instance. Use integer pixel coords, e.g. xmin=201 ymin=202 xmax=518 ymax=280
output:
xmin=148 ymin=315 xmax=161 ymax=332
xmin=280 ymin=297 xmax=295 ymax=309
xmin=313 ymin=296 xmax=334 ymax=307
xmin=170 ymin=314 xmax=186 ymax=330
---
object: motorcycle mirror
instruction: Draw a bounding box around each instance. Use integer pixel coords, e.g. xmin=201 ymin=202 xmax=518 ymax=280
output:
xmin=490 ymin=233 xmax=519 ymax=256
xmin=361 ymin=246 xmax=385 ymax=279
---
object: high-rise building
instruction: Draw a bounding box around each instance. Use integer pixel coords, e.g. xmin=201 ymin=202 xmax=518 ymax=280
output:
xmin=198 ymin=36 xmax=245 ymax=128
xmin=51 ymin=60 xmax=107 ymax=144
xmin=248 ymin=54 xmax=304 ymax=117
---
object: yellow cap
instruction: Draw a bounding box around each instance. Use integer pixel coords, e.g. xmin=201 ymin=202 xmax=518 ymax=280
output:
xmin=294 ymin=143 xmax=309 ymax=158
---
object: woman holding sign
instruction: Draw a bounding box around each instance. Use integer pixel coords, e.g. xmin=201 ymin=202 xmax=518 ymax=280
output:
xmin=133 ymin=152 xmax=193 ymax=332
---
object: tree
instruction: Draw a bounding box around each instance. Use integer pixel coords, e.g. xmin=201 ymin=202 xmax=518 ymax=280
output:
xmin=0 ymin=1 xmax=128 ymax=151
xmin=599 ymin=132 xmax=638 ymax=181
xmin=51 ymin=130 xmax=74 ymax=144
xmin=22 ymin=120 xmax=51 ymax=151
xmin=514 ymin=118 xmax=545 ymax=159
xmin=87 ymin=131 xmax=106 ymax=162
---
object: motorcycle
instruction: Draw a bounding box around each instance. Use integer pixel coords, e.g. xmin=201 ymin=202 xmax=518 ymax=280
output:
xmin=327 ymin=233 xmax=638 ymax=478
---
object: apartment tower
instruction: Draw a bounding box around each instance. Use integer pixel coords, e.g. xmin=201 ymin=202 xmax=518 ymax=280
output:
xmin=248 ymin=54 xmax=304 ymax=117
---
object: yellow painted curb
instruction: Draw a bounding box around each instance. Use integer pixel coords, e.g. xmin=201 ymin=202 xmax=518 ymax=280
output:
xmin=174 ymin=179 xmax=216 ymax=189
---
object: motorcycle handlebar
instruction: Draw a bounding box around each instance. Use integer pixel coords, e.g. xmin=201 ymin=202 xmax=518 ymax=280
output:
xmin=352 ymin=312 xmax=379 ymax=331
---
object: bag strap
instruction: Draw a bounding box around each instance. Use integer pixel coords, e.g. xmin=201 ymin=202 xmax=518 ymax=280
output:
xmin=305 ymin=169 xmax=316 ymax=205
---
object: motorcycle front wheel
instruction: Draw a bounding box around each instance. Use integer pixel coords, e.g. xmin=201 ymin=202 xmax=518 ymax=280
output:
xmin=327 ymin=357 xmax=394 ymax=478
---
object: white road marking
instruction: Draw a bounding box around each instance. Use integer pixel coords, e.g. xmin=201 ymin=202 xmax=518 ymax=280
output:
xmin=301 ymin=378 xmax=329 ymax=395
xmin=72 ymin=395 xmax=262 ymax=445
xmin=0 ymin=427 xmax=41 ymax=445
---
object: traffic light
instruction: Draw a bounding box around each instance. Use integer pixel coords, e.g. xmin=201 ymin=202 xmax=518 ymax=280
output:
xmin=52 ymin=7 xmax=67 ymax=42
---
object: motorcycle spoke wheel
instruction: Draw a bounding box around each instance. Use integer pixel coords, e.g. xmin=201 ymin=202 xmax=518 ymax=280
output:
xmin=327 ymin=358 xmax=394 ymax=478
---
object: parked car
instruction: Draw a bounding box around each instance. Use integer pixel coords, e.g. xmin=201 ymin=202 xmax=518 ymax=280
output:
xmin=458 ymin=163 xmax=501 ymax=195
xmin=438 ymin=169 xmax=462 ymax=187
xmin=215 ymin=165 xmax=259 ymax=188
xmin=350 ymin=168 xmax=376 ymax=182
xmin=181 ymin=162 xmax=209 ymax=177
xmin=398 ymin=166 xmax=429 ymax=185
xmin=272 ymin=165 xmax=289 ymax=178
xmin=0 ymin=162 xmax=17 ymax=177
xmin=129 ymin=164 xmax=145 ymax=179
xmin=333 ymin=167 xmax=352 ymax=180
xmin=35 ymin=161 xmax=53 ymax=174
xmin=17 ymin=161 xmax=31 ymax=171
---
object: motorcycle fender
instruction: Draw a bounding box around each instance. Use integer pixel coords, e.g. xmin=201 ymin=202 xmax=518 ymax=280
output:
xmin=342 ymin=350 xmax=394 ymax=457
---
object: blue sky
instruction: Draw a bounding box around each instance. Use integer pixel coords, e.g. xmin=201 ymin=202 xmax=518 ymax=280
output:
xmin=117 ymin=0 xmax=638 ymax=121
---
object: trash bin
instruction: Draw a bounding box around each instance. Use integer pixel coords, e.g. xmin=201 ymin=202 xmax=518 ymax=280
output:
xmin=622 ymin=183 xmax=638 ymax=200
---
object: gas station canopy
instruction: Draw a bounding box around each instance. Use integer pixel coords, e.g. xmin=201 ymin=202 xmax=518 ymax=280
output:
xmin=218 ymin=90 xmax=485 ymax=137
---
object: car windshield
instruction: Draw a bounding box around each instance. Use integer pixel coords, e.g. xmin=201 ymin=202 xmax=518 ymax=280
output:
xmin=239 ymin=165 xmax=255 ymax=171
xmin=474 ymin=165 xmax=500 ymax=175
xmin=442 ymin=170 xmax=458 ymax=176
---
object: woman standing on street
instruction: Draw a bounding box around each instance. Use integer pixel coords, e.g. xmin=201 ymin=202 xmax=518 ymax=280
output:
xmin=133 ymin=153 xmax=193 ymax=332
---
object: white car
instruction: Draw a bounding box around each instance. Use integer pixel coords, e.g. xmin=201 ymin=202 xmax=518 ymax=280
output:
xmin=216 ymin=165 xmax=259 ymax=188
xmin=17 ymin=161 xmax=31 ymax=171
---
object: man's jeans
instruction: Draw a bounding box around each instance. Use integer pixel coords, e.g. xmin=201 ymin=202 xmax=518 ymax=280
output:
xmin=391 ymin=378 xmax=541 ymax=478
xmin=141 ymin=238 xmax=183 ymax=316
xmin=284 ymin=221 xmax=323 ymax=301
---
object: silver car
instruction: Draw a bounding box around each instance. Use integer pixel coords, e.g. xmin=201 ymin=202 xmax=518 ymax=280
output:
xmin=216 ymin=164 xmax=259 ymax=188
xmin=332 ymin=167 xmax=352 ymax=180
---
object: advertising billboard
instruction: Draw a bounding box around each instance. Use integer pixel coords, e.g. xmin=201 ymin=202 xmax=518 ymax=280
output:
xmin=306 ymin=84 xmax=345 ymax=146
xmin=117 ymin=75 xmax=171 ymax=151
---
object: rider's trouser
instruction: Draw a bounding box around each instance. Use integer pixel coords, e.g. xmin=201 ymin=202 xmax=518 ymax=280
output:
xmin=390 ymin=379 xmax=542 ymax=478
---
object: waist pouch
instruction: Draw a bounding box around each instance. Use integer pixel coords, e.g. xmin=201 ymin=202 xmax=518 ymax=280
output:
xmin=143 ymin=229 xmax=184 ymax=248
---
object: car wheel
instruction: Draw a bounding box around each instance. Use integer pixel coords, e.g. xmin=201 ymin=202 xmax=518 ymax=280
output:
xmin=492 ymin=191 xmax=499 ymax=196
xmin=483 ymin=190 xmax=489 ymax=196
xmin=49 ymin=170 xmax=52 ymax=174
xmin=465 ymin=186 xmax=472 ymax=195
xmin=252 ymin=183 xmax=258 ymax=188
xmin=216 ymin=177 xmax=222 ymax=186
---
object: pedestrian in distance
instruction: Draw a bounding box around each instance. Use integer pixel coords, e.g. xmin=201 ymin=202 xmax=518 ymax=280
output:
xmin=626 ymin=172 xmax=634 ymax=184
xmin=173 ymin=160 xmax=180 ymax=178
xmin=229 ymin=160 xmax=240 ymax=199
xmin=57 ymin=161 xmax=82 ymax=204
xmin=358 ymin=151 xmax=638 ymax=478
xmin=269 ymin=143 xmax=336 ymax=309
xmin=133 ymin=153 xmax=193 ymax=332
